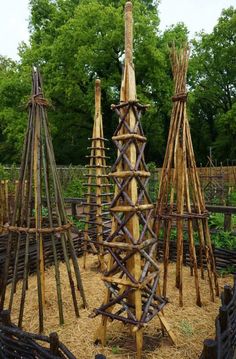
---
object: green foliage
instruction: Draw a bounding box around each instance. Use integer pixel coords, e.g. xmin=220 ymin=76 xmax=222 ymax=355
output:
xmin=211 ymin=231 xmax=236 ymax=250
xmin=63 ymin=177 xmax=84 ymax=198
xmin=189 ymin=7 xmax=236 ymax=163
xmin=111 ymin=346 xmax=120 ymax=354
xmin=0 ymin=56 xmax=31 ymax=162
xmin=0 ymin=164 xmax=9 ymax=179
xmin=227 ymin=188 xmax=236 ymax=206
xmin=219 ymin=265 xmax=236 ymax=276
xmin=0 ymin=1 xmax=235 ymax=167
xmin=0 ymin=0 xmax=189 ymax=165
xmin=208 ymin=213 xmax=224 ymax=230
xmin=68 ymin=215 xmax=85 ymax=231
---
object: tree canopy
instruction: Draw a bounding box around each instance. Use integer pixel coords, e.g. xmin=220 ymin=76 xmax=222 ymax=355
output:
xmin=0 ymin=1 xmax=235 ymax=165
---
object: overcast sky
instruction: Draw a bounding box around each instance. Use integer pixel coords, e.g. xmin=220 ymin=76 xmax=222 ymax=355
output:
xmin=0 ymin=0 xmax=235 ymax=60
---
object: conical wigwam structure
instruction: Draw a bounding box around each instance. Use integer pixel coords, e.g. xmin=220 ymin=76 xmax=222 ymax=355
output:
xmin=83 ymin=79 xmax=112 ymax=270
xmin=154 ymin=46 xmax=219 ymax=307
xmin=93 ymin=3 xmax=175 ymax=358
xmin=0 ymin=69 xmax=86 ymax=332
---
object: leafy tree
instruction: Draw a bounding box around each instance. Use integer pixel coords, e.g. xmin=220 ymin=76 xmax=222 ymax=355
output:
xmin=0 ymin=56 xmax=31 ymax=162
xmin=18 ymin=0 xmax=176 ymax=164
xmin=2 ymin=0 xmax=234 ymax=167
xmin=189 ymin=7 xmax=236 ymax=163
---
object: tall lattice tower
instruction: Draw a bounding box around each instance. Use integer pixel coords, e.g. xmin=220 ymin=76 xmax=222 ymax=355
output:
xmin=153 ymin=46 xmax=219 ymax=307
xmin=93 ymin=3 xmax=174 ymax=358
xmin=0 ymin=69 xmax=86 ymax=332
xmin=83 ymin=79 xmax=112 ymax=270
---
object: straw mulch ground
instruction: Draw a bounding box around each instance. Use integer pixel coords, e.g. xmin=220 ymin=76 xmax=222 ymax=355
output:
xmin=6 ymin=255 xmax=233 ymax=359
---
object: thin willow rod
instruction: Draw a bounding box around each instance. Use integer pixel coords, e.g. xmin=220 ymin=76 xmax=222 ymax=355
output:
xmin=41 ymin=113 xmax=80 ymax=318
xmin=187 ymin=128 xmax=220 ymax=296
xmin=184 ymin=166 xmax=201 ymax=306
xmin=42 ymin=109 xmax=87 ymax=309
xmin=41 ymin=120 xmax=64 ymax=325
xmin=18 ymin=151 xmax=34 ymax=327
xmin=186 ymin=120 xmax=218 ymax=297
xmin=0 ymin=103 xmax=35 ymax=313
xmin=34 ymin=91 xmax=44 ymax=333
xmin=83 ymin=120 xmax=96 ymax=268
xmin=9 ymin=115 xmax=35 ymax=301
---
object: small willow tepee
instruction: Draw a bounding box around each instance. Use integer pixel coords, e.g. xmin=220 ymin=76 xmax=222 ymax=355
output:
xmin=153 ymin=46 xmax=219 ymax=307
xmin=0 ymin=69 xmax=86 ymax=332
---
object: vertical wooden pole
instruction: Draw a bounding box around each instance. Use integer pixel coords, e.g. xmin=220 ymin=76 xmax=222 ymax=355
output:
xmin=95 ymin=79 xmax=104 ymax=270
xmin=34 ymin=101 xmax=45 ymax=332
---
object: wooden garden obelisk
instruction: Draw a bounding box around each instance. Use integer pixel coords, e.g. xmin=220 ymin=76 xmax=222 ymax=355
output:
xmin=0 ymin=69 xmax=86 ymax=332
xmin=154 ymin=46 xmax=219 ymax=307
xmin=83 ymin=79 xmax=112 ymax=270
xmin=93 ymin=3 xmax=173 ymax=358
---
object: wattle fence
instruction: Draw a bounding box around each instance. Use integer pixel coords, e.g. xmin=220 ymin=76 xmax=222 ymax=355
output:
xmin=0 ymin=230 xmax=83 ymax=287
xmin=157 ymin=239 xmax=236 ymax=274
xmin=200 ymin=276 xmax=236 ymax=359
xmin=0 ymin=310 xmax=76 ymax=358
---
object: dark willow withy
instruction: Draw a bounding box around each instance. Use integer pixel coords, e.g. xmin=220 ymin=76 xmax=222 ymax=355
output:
xmin=0 ymin=69 xmax=86 ymax=332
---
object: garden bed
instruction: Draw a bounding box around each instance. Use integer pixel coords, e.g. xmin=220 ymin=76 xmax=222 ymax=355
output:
xmin=5 ymin=255 xmax=233 ymax=359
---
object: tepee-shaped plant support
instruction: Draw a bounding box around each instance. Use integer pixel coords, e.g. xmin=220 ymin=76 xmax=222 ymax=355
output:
xmin=154 ymin=46 xmax=219 ymax=307
xmin=93 ymin=3 xmax=175 ymax=358
xmin=83 ymin=79 xmax=112 ymax=270
xmin=0 ymin=69 xmax=86 ymax=332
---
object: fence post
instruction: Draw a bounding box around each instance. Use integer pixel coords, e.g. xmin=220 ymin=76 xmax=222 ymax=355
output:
xmin=71 ymin=202 xmax=77 ymax=217
xmin=224 ymin=213 xmax=232 ymax=232
xmin=203 ymin=339 xmax=217 ymax=359
xmin=219 ymin=306 xmax=228 ymax=333
xmin=49 ymin=332 xmax=59 ymax=355
xmin=0 ymin=310 xmax=11 ymax=326
xmin=223 ymin=285 xmax=232 ymax=305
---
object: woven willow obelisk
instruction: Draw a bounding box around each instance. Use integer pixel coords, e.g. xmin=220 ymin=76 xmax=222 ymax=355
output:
xmin=0 ymin=69 xmax=86 ymax=332
xmin=154 ymin=46 xmax=219 ymax=307
xmin=83 ymin=79 xmax=112 ymax=270
xmin=93 ymin=3 xmax=175 ymax=358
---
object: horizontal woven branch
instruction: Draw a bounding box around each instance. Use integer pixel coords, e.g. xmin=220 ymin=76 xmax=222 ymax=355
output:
xmin=2 ymin=222 xmax=72 ymax=234
xmin=172 ymin=92 xmax=188 ymax=102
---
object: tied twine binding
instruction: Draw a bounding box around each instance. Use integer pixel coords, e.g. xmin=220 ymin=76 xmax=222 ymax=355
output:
xmin=172 ymin=92 xmax=188 ymax=102
xmin=27 ymin=93 xmax=50 ymax=108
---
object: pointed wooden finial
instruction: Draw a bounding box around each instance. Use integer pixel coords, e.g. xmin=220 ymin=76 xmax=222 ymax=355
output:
xmin=125 ymin=1 xmax=133 ymax=64
xmin=95 ymin=79 xmax=101 ymax=115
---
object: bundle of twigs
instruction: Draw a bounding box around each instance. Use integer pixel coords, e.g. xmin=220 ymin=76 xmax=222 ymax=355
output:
xmin=83 ymin=80 xmax=112 ymax=270
xmin=154 ymin=45 xmax=219 ymax=307
xmin=0 ymin=69 xmax=86 ymax=333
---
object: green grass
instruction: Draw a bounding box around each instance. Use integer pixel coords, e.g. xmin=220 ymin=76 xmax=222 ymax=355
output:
xmin=179 ymin=320 xmax=193 ymax=336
